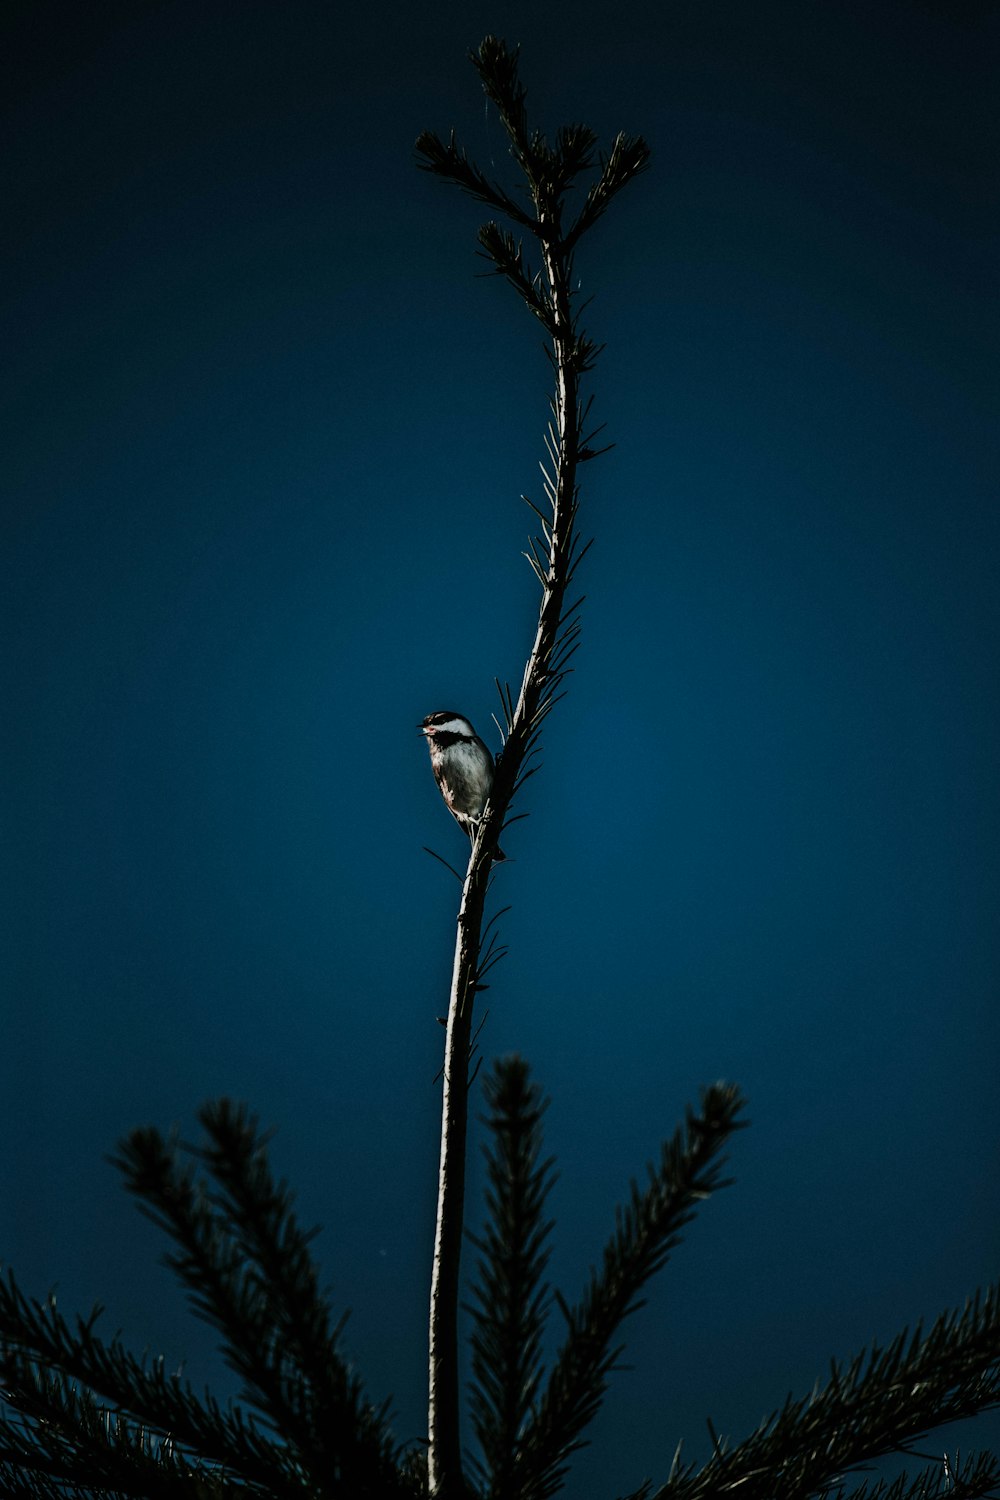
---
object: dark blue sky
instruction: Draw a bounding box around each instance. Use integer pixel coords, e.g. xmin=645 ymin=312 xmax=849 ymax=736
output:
xmin=3 ymin=1 xmax=998 ymax=1493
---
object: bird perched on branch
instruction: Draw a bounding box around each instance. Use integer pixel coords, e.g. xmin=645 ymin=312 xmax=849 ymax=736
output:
xmin=418 ymin=710 xmax=506 ymax=861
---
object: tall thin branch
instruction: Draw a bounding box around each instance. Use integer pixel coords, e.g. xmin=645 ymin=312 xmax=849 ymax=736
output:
xmin=417 ymin=36 xmax=649 ymax=1499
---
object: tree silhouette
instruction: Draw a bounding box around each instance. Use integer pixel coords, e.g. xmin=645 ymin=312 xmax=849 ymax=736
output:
xmin=2 ymin=35 xmax=998 ymax=1500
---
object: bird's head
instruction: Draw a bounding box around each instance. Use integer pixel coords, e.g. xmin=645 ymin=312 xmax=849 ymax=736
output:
xmin=418 ymin=711 xmax=475 ymax=740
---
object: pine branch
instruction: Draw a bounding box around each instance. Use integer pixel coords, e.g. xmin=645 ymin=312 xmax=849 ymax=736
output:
xmin=515 ymin=1084 xmax=747 ymax=1500
xmin=564 ymin=133 xmax=652 ymax=252
xmin=470 ymin=38 xmax=536 ymax=180
xmin=111 ymin=1120 xmax=315 ymax=1465
xmin=414 ymin=131 xmax=535 ymax=230
xmin=0 ymin=1356 xmax=233 ymax=1497
xmin=477 ymin=223 xmax=556 ymax=334
xmin=418 ymin=39 xmax=649 ymax=1497
xmin=658 ymin=1288 xmax=1000 ymax=1500
xmin=0 ymin=1270 xmax=298 ymax=1495
xmin=191 ymin=1100 xmax=401 ymax=1491
xmin=0 ymin=1466 xmax=116 ymax=1500
xmin=111 ymin=1111 xmax=407 ymax=1498
xmin=619 ymin=1452 xmax=1000 ymax=1500
xmin=826 ymin=1450 xmax=1000 ymax=1500
xmin=467 ymin=1059 xmax=555 ymax=1497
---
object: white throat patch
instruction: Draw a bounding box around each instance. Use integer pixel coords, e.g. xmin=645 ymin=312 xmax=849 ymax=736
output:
xmin=429 ymin=717 xmax=473 ymax=737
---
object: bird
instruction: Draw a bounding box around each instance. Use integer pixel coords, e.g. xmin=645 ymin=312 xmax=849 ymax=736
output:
xmin=418 ymin=710 xmax=506 ymax=860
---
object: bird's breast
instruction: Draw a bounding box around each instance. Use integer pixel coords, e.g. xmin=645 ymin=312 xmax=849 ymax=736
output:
xmin=432 ymin=741 xmax=493 ymax=816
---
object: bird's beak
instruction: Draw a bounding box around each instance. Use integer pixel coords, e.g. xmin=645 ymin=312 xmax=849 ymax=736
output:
xmin=417 ymin=724 xmax=431 ymax=735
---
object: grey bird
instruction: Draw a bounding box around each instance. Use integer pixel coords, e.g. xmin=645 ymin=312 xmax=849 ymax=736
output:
xmin=418 ymin=710 xmax=506 ymax=860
